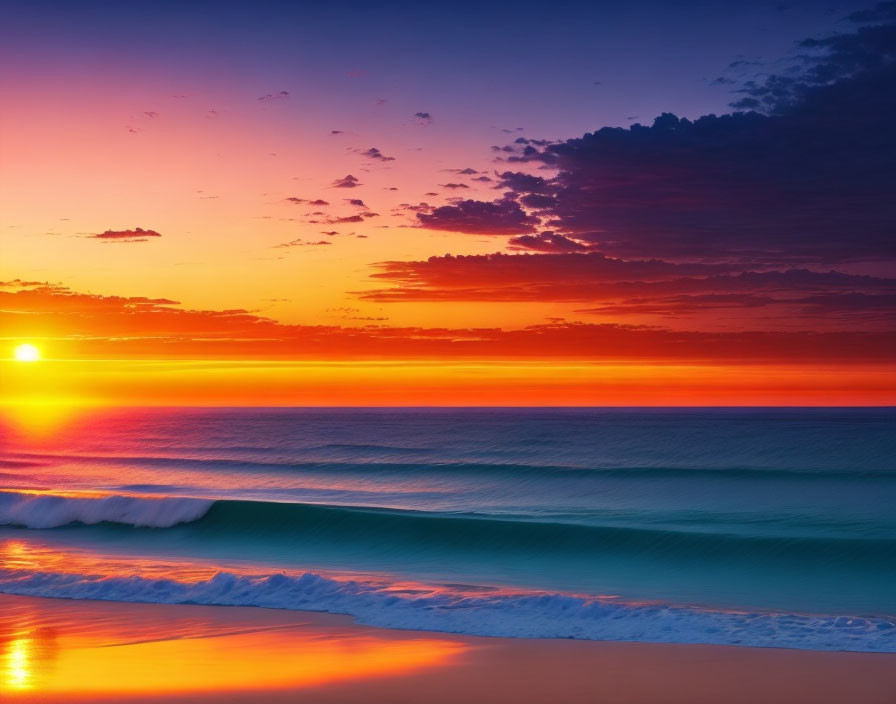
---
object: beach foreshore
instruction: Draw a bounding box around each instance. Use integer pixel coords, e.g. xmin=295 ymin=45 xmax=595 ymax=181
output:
xmin=1 ymin=594 xmax=894 ymax=704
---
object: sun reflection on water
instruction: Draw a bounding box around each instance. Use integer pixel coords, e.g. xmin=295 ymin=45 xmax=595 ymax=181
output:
xmin=4 ymin=637 xmax=32 ymax=690
xmin=0 ymin=593 xmax=466 ymax=698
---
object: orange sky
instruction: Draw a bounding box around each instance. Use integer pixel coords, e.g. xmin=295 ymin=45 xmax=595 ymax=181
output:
xmin=1 ymin=3 xmax=894 ymax=406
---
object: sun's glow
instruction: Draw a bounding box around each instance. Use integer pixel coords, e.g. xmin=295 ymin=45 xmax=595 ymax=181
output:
xmin=13 ymin=344 xmax=40 ymax=362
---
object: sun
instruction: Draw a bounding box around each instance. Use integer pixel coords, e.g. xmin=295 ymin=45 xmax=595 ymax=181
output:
xmin=13 ymin=344 xmax=41 ymax=362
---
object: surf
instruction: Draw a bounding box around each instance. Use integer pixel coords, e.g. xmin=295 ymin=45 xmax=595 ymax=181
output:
xmin=0 ymin=564 xmax=893 ymax=653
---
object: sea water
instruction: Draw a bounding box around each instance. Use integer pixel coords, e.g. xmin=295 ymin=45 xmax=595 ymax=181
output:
xmin=1 ymin=407 xmax=894 ymax=651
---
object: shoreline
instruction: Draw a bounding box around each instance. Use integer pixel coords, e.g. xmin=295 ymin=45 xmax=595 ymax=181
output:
xmin=2 ymin=594 xmax=895 ymax=703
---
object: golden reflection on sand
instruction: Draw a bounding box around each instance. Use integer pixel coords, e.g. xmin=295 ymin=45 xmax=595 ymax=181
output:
xmin=0 ymin=596 xmax=466 ymax=698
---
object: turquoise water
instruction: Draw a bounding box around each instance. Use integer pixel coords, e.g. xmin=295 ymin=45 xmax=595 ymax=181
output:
xmin=1 ymin=408 xmax=894 ymax=650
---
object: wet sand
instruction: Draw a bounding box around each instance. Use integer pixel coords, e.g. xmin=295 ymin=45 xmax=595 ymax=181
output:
xmin=1 ymin=594 xmax=894 ymax=703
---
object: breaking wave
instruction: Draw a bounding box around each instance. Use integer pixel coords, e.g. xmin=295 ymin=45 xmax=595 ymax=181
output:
xmin=0 ymin=567 xmax=893 ymax=652
xmin=0 ymin=491 xmax=213 ymax=529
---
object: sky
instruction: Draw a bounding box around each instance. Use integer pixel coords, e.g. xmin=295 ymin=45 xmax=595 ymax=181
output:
xmin=1 ymin=0 xmax=894 ymax=405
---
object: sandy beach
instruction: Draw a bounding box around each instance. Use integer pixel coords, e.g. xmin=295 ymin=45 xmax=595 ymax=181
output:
xmin=1 ymin=594 xmax=894 ymax=704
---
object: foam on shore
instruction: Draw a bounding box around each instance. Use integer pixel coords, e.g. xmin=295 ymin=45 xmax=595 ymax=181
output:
xmin=1 ymin=567 xmax=893 ymax=653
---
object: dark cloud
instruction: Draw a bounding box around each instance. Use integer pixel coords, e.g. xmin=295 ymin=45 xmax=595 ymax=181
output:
xmin=439 ymin=183 xmax=469 ymax=189
xmin=360 ymin=147 xmax=395 ymax=162
xmin=495 ymin=171 xmax=549 ymax=193
xmin=331 ymin=175 xmax=362 ymax=188
xmin=361 ymin=248 xmax=896 ymax=331
xmin=733 ymin=4 xmax=896 ymax=114
xmin=508 ymin=232 xmax=589 ymax=252
xmin=443 ymin=167 xmax=479 ymax=175
xmin=368 ymin=252 xmax=744 ymax=290
xmin=575 ymin=291 xmax=896 ymax=327
xmin=577 ymin=293 xmax=781 ymax=317
xmin=518 ymin=193 xmax=558 ymax=209
xmin=257 ymin=90 xmax=289 ymax=101
xmin=728 ymin=59 xmax=762 ymax=70
xmin=414 ymin=112 xmax=433 ymax=125
xmin=330 ymin=215 xmax=365 ymax=223
xmin=273 ymin=238 xmax=303 ymax=248
xmin=470 ymin=13 xmax=896 ymax=267
xmin=512 ymin=137 xmax=553 ymax=147
xmin=499 ymin=103 xmax=893 ymax=263
xmin=273 ymin=238 xmax=331 ymax=248
xmin=397 ymin=202 xmax=433 ymax=214
xmin=361 ymin=8 xmax=895 ymax=334
xmin=286 ymin=197 xmax=330 ymax=206
xmin=417 ymin=199 xmax=541 ymax=235
xmin=89 ymin=227 xmax=161 ymax=242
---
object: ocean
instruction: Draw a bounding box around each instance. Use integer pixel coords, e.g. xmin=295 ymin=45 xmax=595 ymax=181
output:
xmin=1 ymin=407 xmax=894 ymax=652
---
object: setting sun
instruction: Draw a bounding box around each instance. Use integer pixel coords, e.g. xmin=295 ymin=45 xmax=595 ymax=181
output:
xmin=13 ymin=344 xmax=40 ymax=363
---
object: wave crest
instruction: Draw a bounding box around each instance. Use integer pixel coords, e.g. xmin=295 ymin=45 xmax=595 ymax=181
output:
xmin=0 ymin=491 xmax=213 ymax=529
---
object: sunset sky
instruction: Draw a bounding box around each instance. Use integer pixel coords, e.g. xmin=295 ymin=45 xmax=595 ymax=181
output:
xmin=1 ymin=0 xmax=894 ymax=405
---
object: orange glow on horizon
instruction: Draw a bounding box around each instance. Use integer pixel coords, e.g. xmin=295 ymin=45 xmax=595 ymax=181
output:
xmin=1 ymin=358 xmax=893 ymax=409
xmin=1 ymin=280 xmax=891 ymax=407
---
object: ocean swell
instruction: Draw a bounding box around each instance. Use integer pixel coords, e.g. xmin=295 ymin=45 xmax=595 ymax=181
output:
xmin=9 ymin=451 xmax=896 ymax=479
xmin=3 ymin=492 xmax=895 ymax=572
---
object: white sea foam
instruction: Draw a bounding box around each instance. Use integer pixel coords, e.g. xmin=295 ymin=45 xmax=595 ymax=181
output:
xmin=0 ymin=567 xmax=893 ymax=652
xmin=0 ymin=491 xmax=213 ymax=529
